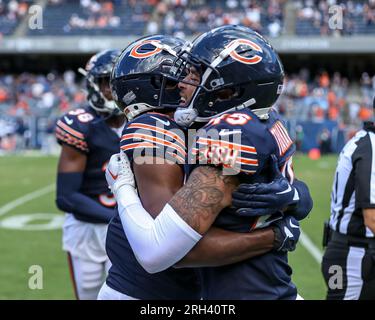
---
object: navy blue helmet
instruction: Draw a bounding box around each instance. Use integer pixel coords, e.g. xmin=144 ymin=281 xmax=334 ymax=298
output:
xmin=110 ymin=35 xmax=188 ymax=121
xmin=79 ymin=49 xmax=121 ymax=114
xmin=173 ymin=25 xmax=285 ymax=127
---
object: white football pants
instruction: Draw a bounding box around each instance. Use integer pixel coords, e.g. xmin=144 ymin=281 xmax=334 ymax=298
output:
xmin=63 ymin=213 xmax=110 ymax=300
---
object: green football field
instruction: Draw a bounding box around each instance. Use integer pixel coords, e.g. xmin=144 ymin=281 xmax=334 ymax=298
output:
xmin=0 ymin=153 xmax=337 ymax=300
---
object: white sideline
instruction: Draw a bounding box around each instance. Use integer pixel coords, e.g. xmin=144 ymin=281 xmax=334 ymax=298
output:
xmin=299 ymin=230 xmax=323 ymax=264
xmin=0 ymin=184 xmax=55 ymax=217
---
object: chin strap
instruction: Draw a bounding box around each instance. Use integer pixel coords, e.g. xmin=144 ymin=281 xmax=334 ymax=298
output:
xmin=125 ymin=103 xmax=160 ymax=121
xmin=174 ymin=107 xmax=199 ymax=128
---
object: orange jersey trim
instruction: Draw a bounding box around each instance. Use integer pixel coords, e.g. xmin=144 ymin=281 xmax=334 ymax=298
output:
xmin=56 ymin=120 xmax=85 ymax=140
xmin=121 ymin=133 xmax=186 ymax=157
xmin=127 ymin=122 xmax=185 ymax=147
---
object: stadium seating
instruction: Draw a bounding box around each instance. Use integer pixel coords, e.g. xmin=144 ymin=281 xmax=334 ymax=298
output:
xmin=16 ymin=0 xmax=286 ymax=37
xmin=2 ymin=0 xmax=375 ymax=37
xmin=0 ymin=0 xmax=33 ymax=36
xmin=27 ymin=0 xmax=150 ymax=36
xmin=295 ymin=0 xmax=375 ymax=36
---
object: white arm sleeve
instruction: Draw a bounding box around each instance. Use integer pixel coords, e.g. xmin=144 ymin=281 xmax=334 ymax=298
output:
xmin=115 ymin=185 xmax=202 ymax=274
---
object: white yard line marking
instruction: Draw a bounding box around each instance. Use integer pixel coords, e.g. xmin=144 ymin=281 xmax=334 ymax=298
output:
xmin=300 ymin=230 xmax=323 ymax=264
xmin=0 ymin=184 xmax=55 ymax=217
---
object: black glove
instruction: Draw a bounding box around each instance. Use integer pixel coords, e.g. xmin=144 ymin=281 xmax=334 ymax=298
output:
xmin=272 ymin=215 xmax=301 ymax=252
xmin=232 ymin=154 xmax=298 ymax=217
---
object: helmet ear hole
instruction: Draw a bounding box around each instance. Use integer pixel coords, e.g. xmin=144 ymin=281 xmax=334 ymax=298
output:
xmin=150 ymin=75 xmax=162 ymax=89
xmin=165 ymin=79 xmax=178 ymax=90
xmin=216 ymin=88 xmax=235 ymax=101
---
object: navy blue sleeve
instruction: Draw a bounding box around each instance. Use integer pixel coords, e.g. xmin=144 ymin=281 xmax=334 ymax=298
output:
xmin=55 ymin=108 xmax=95 ymax=154
xmin=120 ymin=112 xmax=186 ymax=165
xmin=266 ymin=111 xmax=311 ymax=219
xmin=56 ymin=172 xmax=116 ymax=223
xmin=286 ymin=179 xmax=313 ymax=221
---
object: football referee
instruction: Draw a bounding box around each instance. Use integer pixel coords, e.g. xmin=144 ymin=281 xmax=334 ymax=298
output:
xmin=321 ymin=97 xmax=375 ymax=300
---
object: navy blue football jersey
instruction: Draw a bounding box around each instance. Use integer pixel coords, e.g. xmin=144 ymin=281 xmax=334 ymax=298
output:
xmin=120 ymin=112 xmax=186 ymax=165
xmin=55 ymin=106 xmax=121 ymax=210
xmin=105 ymin=112 xmax=201 ymax=299
xmin=189 ymin=108 xmax=295 ymax=232
xmin=188 ymin=108 xmax=298 ymax=299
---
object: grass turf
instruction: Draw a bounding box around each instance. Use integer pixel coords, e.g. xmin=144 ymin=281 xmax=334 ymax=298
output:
xmin=0 ymin=154 xmax=337 ymax=299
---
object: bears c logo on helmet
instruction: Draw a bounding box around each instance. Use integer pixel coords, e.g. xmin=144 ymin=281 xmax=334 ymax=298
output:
xmin=226 ymin=39 xmax=263 ymax=65
xmin=129 ymin=40 xmax=162 ymax=59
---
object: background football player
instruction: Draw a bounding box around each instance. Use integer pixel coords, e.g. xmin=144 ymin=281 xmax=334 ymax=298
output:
xmin=103 ymin=32 xmax=311 ymax=299
xmin=55 ymin=49 xmax=126 ymax=300
xmin=108 ymin=26 xmax=313 ymax=299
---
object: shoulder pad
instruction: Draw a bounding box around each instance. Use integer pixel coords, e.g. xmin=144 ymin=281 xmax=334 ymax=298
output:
xmin=55 ymin=107 xmax=95 ymax=153
xmin=120 ymin=112 xmax=186 ymax=164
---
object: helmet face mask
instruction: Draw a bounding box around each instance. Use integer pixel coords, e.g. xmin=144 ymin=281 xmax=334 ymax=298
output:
xmin=80 ymin=49 xmax=121 ymax=115
xmin=173 ymin=25 xmax=285 ymax=127
xmin=110 ymin=35 xmax=188 ymax=121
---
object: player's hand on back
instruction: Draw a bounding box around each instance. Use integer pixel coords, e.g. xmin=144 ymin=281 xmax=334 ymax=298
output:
xmin=272 ymin=215 xmax=300 ymax=252
xmin=106 ymin=152 xmax=135 ymax=198
xmin=232 ymin=154 xmax=298 ymax=217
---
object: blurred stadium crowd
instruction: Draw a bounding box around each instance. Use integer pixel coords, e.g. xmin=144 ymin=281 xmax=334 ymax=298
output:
xmin=0 ymin=69 xmax=374 ymax=153
xmin=1 ymin=0 xmax=375 ymax=153
xmin=0 ymin=71 xmax=85 ymax=153
xmin=0 ymin=0 xmax=32 ymax=36
xmin=1 ymin=0 xmax=375 ymax=37
xmin=295 ymin=0 xmax=375 ymax=36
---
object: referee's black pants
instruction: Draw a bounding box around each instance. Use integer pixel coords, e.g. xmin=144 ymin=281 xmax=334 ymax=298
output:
xmin=321 ymin=240 xmax=375 ymax=300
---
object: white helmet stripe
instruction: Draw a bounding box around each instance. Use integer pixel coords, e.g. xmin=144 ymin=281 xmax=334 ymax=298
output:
xmin=149 ymin=41 xmax=178 ymax=57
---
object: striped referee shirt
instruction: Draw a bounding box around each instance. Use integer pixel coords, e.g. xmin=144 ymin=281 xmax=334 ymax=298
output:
xmin=330 ymin=122 xmax=375 ymax=238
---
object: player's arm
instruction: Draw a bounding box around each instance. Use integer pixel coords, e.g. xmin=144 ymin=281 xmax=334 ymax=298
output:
xmin=112 ymin=152 xmax=274 ymax=273
xmin=129 ymin=157 xmax=281 ymax=268
xmin=174 ymin=226 xmax=274 ymax=267
xmin=110 ymin=113 xmax=302 ymax=272
xmin=175 ymin=211 xmax=301 ymax=268
xmin=132 ymin=157 xmax=184 ymax=218
xmin=56 ymin=144 xmax=115 ymax=223
xmin=111 ymin=156 xmax=299 ymax=271
xmin=168 ymin=165 xmax=239 ymax=233
xmin=174 ymin=170 xmax=302 ymax=268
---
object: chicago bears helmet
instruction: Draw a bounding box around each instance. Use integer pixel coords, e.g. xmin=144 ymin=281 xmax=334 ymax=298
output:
xmin=173 ymin=25 xmax=285 ymax=127
xmin=110 ymin=35 xmax=188 ymax=121
xmin=79 ymin=49 xmax=121 ymax=114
